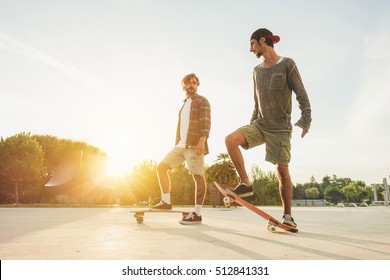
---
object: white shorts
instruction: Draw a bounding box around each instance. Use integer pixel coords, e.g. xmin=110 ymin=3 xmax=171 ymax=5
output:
xmin=161 ymin=146 xmax=205 ymax=176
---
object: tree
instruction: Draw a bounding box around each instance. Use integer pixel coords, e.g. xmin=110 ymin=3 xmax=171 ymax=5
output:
xmin=170 ymin=163 xmax=195 ymax=205
xmin=262 ymin=180 xmax=281 ymax=205
xmin=38 ymin=136 xmax=107 ymax=204
xmin=318 ymin=175 xmax=332 ymax=198
xmin=293 ymin=183 xmax=306 ymax=199
xmin=205 ymin=153 xmax=238 ymax=185
xmin=32 ymin=135 xmax=62 ymax=177
xmin=370 ymin=184 xmax=384 ymax=201
xmin=341 ymin=182 xmax=370 ymax=203
xmin=324 ymin=185 xmax=345 ymax=204
xmin=294 ymin=176 xmax=321 ymax=199
xmin=0 ymin=133 xmax=47 ymax=203
xmin=250 ymin=165 xmax=280 ymax=205
xmin=129 ymin=160 xmax=159 ymax=204
xmin=305 ymin=187 xmax=320 ymax=199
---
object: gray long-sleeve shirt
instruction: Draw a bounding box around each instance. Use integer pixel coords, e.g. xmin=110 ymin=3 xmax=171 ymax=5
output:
xmin=251 ymin=57 xmax=312 ymax=132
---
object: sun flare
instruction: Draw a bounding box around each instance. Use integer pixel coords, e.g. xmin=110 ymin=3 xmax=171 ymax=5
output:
xmin=105 ymin=156 xmax=133 ymax=177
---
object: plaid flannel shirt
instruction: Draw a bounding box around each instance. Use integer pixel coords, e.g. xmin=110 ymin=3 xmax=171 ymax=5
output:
xmin=175 ymin=94 xmax=211 ymax=155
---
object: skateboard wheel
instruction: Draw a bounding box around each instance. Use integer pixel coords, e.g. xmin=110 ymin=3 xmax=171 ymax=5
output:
xmin=136 ymin=217 xmax=144 ymax=224
xmin=267 ymin=221 xmax=277 ymax=233
xmin=223 ymin=196 xmax=231 ymax=207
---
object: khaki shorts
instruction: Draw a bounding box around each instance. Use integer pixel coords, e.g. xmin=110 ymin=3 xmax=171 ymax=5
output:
xmin=236 ymin=123 xmax=292 ymax=165
xmin=161 ymin=146 xmax=205 ymax=176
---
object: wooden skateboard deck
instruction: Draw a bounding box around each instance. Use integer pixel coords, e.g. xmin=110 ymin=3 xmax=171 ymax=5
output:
xmin=130 ymin=209 xmax=190 ymax=224
xmin=214 ymin=182 xmax=298 ymax=233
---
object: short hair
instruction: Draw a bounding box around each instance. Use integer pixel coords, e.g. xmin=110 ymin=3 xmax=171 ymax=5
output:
xmin=250 ymin=28 xmax=279 ymax=47
xmin=182 ymin=73 xmax=200 ymax=87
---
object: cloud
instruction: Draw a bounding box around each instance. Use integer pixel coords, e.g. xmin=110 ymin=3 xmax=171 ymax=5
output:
xmin=0 ymin=30 xmax=106 ymax=88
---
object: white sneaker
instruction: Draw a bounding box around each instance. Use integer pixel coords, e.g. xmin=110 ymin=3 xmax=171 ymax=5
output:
xmin=282 ymin=214 xmax=297 ymax=228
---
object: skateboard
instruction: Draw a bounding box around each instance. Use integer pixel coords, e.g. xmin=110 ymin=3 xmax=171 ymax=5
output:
xmin=214 ymin=182 xmax=298 ymax=233
xmin=130 ymin=209 xmax=190 ymax=224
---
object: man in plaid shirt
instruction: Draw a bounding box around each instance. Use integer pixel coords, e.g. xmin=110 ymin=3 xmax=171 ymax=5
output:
xmin=152 ymin=73 xmax=211 ymax=225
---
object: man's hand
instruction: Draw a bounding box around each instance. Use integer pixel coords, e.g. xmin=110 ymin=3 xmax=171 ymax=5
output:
xmin=301 ymin=128 xmax=308 ymax=138
xmin=196 ymin=136 xmax=207 ymax=156
xmin=196 ymin=142 xmax=205 ymax=156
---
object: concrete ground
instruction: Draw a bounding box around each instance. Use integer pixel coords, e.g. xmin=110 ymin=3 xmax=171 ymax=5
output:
xmin=0 ymin=206 xmax=389 ymax=260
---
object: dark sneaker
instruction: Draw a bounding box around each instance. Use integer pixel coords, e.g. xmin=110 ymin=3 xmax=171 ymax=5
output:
xmin=150 ymin=201 xmax=172 ymax=210
xmin=179 ymin=212 xmax=202 ymax=225
xmin=227 ymin=183 xmax=254 ymax=198
xmin=282 ymin=214 xmax=297 ymax=228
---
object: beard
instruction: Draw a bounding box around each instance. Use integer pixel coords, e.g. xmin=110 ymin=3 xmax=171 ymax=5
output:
xmin=186 ymin=87 xmax=196 ymax=96
xmin=256 ymin=51 xmax=263 ymax=58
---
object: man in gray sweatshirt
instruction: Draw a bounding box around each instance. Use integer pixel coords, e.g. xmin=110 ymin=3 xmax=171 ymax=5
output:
xmin=225 ymin=28 xmax=312 ymax=228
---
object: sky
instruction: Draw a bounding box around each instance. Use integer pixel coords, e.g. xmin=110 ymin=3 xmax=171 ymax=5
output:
xmin=1 ymin=0 xmax=390 ymax=185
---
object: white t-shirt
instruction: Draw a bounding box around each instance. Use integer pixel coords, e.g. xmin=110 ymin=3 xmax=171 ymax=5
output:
xmin=176 ymin=98 xmax=192 ymax=148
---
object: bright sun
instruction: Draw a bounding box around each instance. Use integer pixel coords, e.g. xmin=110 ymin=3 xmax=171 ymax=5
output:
xmin=105 ymin=155 xmax=133 ymax=177
xmin=98 ymin=125 xmax=159 ymax=178
xmin=98 ymin=134 xmax=138 ymax=178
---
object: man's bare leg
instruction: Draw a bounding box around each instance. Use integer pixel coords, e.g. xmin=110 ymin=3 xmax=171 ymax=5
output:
xmin=193 ymin=175 xmax=206 ymax=216
xmin=276 ymin=164 xmax=293 ymax=214
xmin=225 ymin=132 xmax=250 ymax=185
xmin=154 ymin=162 xmax=173 ymax=208
xmin=156 ymin=162 xmax=171 ymax=194
xmin=193 ymin=175 xmax=207 ymax=205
